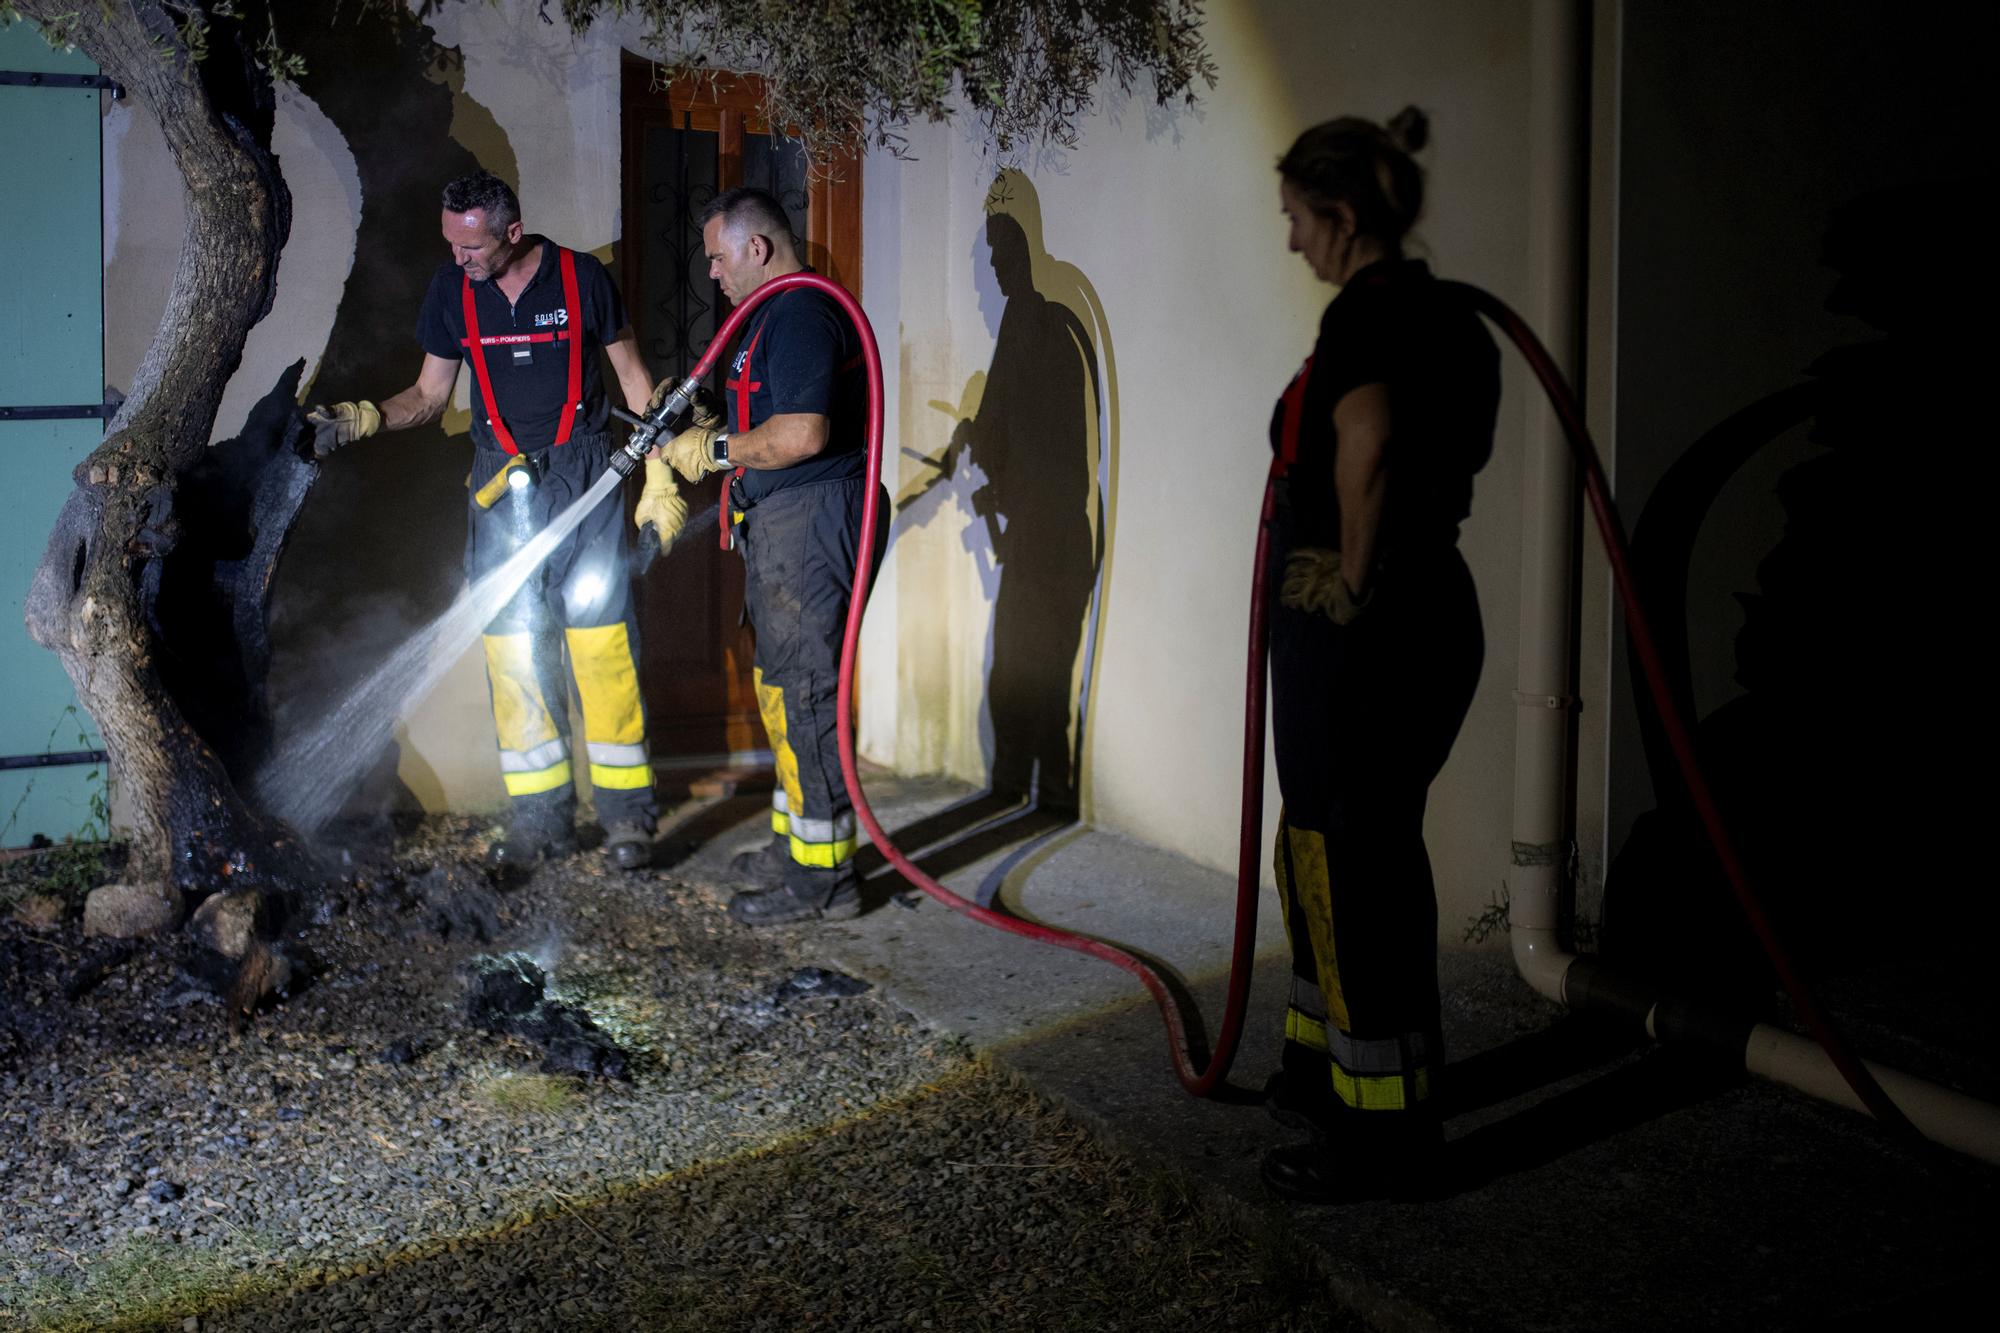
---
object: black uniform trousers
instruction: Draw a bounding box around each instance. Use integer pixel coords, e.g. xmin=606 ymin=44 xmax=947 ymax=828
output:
xmin=467 ymin=434 xmax=655 ymax=838
xmin=735 ymin=475 xmax=888 ymax=891
xmin=1269 ymin=531 xmax=1482 ymax=1143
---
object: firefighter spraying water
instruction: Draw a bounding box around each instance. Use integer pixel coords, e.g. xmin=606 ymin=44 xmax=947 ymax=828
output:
xmin=287 ymin=171 xmax=688 ymax=869
xmin=254 ymin=396 xmax=708 ymax=844
xmin=261 ymin=145 xmax=1932 ymax=1192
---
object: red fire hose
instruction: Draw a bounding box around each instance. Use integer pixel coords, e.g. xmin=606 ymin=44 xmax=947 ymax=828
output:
xmin=1436 ymin=282 xmax=1917 ymax=1140
xmin=679 ymin=271 xmax=1913 ymax=1133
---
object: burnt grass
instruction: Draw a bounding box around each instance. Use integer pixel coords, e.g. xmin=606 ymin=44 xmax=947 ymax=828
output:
xmin=0 ymin=817 xmax=1352 ymax=1332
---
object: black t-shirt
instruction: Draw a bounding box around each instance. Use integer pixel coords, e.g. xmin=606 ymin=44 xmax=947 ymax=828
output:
xmin=1268 ymin=258 xmax=1499 ymax=555
xmin=417 ymin=238 xmax=626 ymax=453
xmin=725 ymin=283 xmax=867 ymax=505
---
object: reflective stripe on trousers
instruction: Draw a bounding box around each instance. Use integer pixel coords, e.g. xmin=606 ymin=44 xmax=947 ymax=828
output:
xmin=1281 ymin=982 xmax=1434 ymax=1112
xmin=483 ymin=634 xmax=574 ymax=796
xmin=1276 ymin=813 xmax=1435 ymax=1113
xmin=754 ymin=666 xmax=856 ymax=869
xmin=568 ymin=623 xmax=651 ymax=791
xmin=480 ymin=626 xmax=652 ymax=805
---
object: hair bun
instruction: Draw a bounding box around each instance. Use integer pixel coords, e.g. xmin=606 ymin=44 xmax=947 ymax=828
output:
xmin=1386 ymin=105 xmax=1430 ymax=154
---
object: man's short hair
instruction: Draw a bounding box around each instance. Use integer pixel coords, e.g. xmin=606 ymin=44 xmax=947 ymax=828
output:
xmin=441 ymin=171 xmax=520 ymax=238
xmin=700 ymin=187 xmax=798 ymax=256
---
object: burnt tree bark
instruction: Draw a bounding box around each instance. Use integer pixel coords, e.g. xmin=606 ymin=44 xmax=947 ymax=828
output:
xmin=18 ymin=0 xmax=307 ymax=896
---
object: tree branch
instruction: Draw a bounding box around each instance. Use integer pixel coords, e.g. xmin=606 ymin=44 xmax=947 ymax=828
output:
xmin=558 ymin=0 xmax=1218 ymax=169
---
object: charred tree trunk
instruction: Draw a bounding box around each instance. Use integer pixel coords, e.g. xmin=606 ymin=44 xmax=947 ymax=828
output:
xmin=17 ymin=1 xmax=305 ymax=896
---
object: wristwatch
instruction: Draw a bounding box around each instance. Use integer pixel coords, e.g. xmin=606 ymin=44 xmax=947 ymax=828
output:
xmin=710 ymin=431 xmax=731 ymax=468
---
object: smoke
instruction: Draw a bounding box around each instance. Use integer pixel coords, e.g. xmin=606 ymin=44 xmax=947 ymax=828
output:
xmin=269 ymin=591 xmax=426 ymax=735
xmin=525 ymin=925 xmax=568 ymax=981
xmin=256 ymin=469 xmax=623 ymax=837
xmin=256 ymin=479 xmax=716 ymax=840
xmin=265 ymin=589 xmax=430 ymax=826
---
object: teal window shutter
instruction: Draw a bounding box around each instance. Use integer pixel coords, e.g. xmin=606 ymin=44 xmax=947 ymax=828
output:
xmin=0 ymin=17 xmax=111 ymax=846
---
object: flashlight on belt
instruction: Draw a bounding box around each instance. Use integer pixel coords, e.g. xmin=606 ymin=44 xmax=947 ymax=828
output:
xmin=472 ymin=455 xmax=539 ymax=509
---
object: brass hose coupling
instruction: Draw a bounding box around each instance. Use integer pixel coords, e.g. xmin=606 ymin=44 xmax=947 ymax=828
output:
xmin=609 ymin=374 xmax=704 ymax=478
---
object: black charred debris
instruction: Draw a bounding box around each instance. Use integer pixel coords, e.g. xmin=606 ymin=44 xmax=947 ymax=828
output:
xmin=461 ymin=955 xmax=874 ymax=1082
xmin=463 ymin=952 xmax=631 ymax=1081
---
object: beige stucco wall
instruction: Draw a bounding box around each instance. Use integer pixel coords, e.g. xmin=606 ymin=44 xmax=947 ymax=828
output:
xmin=861 ymin=0 xmax=1541 ymax=937
xmin=100 ymin=0 xmax=1583 ymax=942
xmin=102 ymin=5 xmax=646 ymax=820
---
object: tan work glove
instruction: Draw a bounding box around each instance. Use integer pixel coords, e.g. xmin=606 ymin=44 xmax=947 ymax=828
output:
xmin=305 ymin=400 xmax=380 ymax=456
xmin=688 ymin=385 xmax=724 ymax=431
xmin=662 ymin=424 xmax=726 ymax=483
xmin=646 ymin=380 xmax=724 ymax=431
xmin=1280 ymin=548 xmax=1372 ymax=625
xmin=634 ymin=456 xmax=689 ymax=549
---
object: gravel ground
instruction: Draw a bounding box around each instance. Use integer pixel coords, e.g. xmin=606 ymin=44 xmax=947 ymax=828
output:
xmin=0 ymin=819 xmax=1353 ymax=1332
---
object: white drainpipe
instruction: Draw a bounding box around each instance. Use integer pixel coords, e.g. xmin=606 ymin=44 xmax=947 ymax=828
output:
xmin=1510 ymin=0 xmax=1586 ymax=1010
xmin=1509 ymin=0 xmax=2000 ymax=1167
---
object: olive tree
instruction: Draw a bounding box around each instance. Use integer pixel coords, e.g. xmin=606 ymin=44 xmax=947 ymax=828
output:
xmin=11 ymin=0 xmax=1213 ymax=925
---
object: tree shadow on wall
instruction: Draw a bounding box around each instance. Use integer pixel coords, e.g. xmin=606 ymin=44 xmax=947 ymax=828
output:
xmin=896 ymin=172 xmax=1116 ymax=829
xmin=265 ymin=12 xmax=521 ymax=830
xmin=1600 ymin=177 xmax=2000 ymax=1043
xmin=1441 ymin=178 xmax=2000 ymax=1193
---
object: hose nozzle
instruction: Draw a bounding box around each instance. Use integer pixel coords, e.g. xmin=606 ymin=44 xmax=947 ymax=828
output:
xmin=610 ymin=374 xmax=704 ymax=478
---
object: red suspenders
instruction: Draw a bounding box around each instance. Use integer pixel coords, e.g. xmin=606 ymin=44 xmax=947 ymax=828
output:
xmin=1275 ymin=355 xmax=1314 ymax=472
xmin=726 ymin=324 xmax=767 ymax=431
xmin=718 ymin=321 xmax=767 ymax=548
xmin=712 ymin=300 xmax=866 ymax=548
xmin=460 ymin=246 xmax=583 ymax=456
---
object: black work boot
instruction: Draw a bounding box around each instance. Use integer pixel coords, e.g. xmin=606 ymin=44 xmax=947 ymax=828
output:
xmin=727 ymin=864 xmax=861 ymax=927
xmin=1260 ymin=1142 xmax=1382 ymax=1203
xmin=488 ymin=791 xmax=578 ymax=870
xmin=1262 ymin=1069 xmax=1335 ymax=1136
xmin=487 ymin=824 xmax=579 ymax=869
xmin=1260 ymin=1114 xmax=1446 ymax=1204
xmin=603 ymin=820 xmax=655 ymax=872
xmin=726 ymin=834 xmax=791 ymax=892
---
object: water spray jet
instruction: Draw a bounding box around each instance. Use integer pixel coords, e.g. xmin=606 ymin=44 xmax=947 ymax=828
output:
xmin=256 ymin=380 xmax=724 ymax=840
xmin=255 ymin=467 xmax=626 ymax=837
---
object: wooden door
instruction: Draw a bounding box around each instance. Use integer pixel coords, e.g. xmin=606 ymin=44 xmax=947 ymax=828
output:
xmin=621 ymin=60 xmax=862 ymax=773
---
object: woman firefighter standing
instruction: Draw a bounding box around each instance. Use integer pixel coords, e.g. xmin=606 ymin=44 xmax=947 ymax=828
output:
xmin=1260 ymin=108 xmax=1499 ymax=1202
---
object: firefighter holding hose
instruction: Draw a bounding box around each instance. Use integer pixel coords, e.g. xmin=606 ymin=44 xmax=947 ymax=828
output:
xmin=1260 ymin=109 xmax=1499 ymax=1201
xmin=656 ymin=187 xmax=884 ymax=926
xmin=306 ymin=170 xmax=689 ymax=871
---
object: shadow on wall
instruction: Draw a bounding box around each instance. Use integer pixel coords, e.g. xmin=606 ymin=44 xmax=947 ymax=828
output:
xmin=1601 ymin=177 xmax=1999 ymax=1015
xmin=265 ymin=12 xmax=519 ymax=819
xmin=897 ymin=171 xmax=1117 ymax=819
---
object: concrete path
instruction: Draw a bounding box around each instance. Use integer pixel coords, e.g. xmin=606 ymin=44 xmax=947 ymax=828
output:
xmin=661 ymin=774 xmax=1996 ymax=1332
